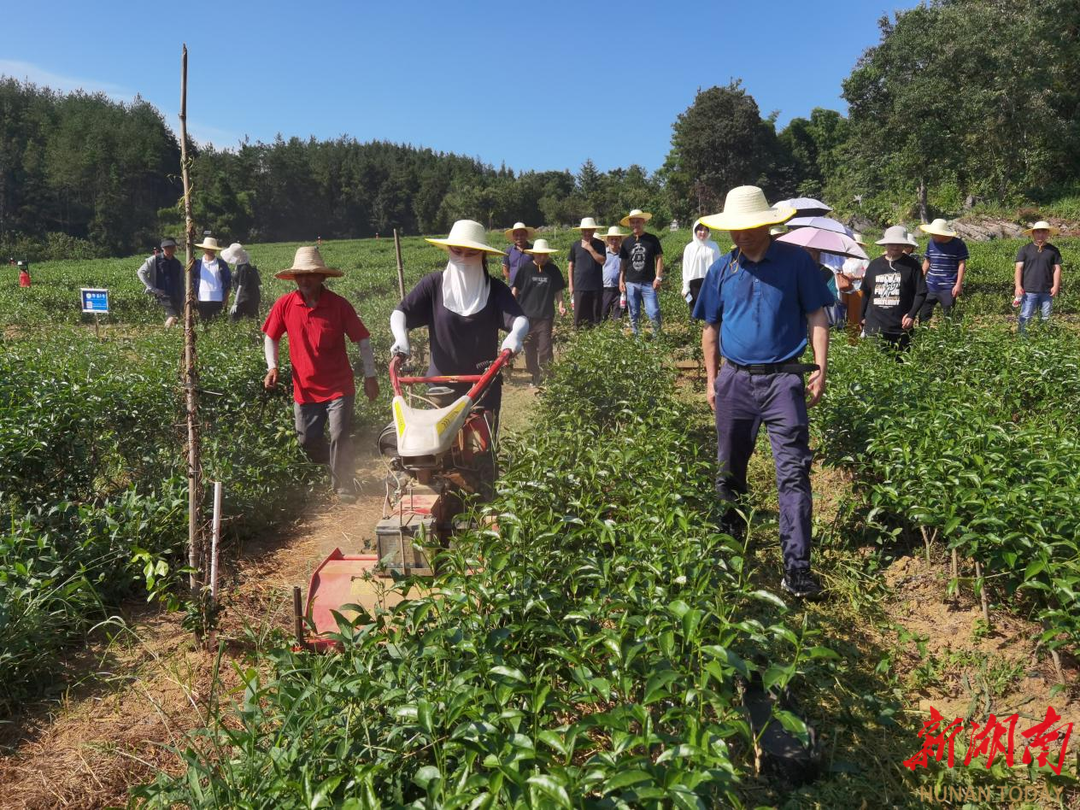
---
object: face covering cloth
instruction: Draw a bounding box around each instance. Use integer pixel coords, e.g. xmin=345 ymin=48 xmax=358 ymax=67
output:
xmin=442 ymin=254 xmax=490 ymax=316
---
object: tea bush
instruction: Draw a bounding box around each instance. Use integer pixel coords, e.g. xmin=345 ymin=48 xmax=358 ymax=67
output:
xmin=816 ymin=322 xmax=1080 ymax=647
xmin=134 ymin=329 xmax=835 ymax=808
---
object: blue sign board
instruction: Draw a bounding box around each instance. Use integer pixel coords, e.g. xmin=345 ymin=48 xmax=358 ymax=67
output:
xmin=81 ymin=288 xmax=109 ymax=313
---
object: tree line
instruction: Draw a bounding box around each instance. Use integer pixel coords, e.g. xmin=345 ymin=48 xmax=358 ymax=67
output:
xmin=2 ymin=0 xmax=1076 ymax=259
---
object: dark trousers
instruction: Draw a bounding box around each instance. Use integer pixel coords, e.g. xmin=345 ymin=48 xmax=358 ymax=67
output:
xmin=573 ymin=289 xmax=602 ymax=328
xmin=196 ymin=300 xmax=224 ymax=320
xmin=714 ymin=363 xmax=813 ymax=573
xmin=523 ymin=317 xmax=554 ymax=383
xmin=919 ymin=287 xmax=955 ymax=322
xmin=294 ymin=395 xmax=355 ymax=494
xmin=601 ymin=287 xmax=622 ymax=320
xmin=687 ymin=278 xmax=704 ymax=314
xmin=230 ymin=299 xmax=260 ymax=320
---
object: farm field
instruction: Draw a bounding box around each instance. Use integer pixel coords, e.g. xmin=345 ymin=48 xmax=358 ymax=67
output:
xmin=0 ymin=232 xmax=1078 ymax=807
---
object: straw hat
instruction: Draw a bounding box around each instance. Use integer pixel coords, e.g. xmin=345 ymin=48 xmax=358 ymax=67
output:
xmin=275 ymin=246 xmax=344 ymax=280
xmin=503 ymin=221 xmax=537 ymax=240
xmin=1024 ymin=220 xmax=1059 ymax=236
xmin=525 ymin=238 xmax=558 ymax=255
xmin=699 ymin=186 xmax=796 ymax=232
xmin=221 ymin=242 xmax=250 ymax=265
xmin=876 ymin=226 xmax=910 ymax=246
xmin=426 ymin=219 xmax=506 ymax=255
xmin=196 ymin=236 xmax=225 ymax=251
xmin=573 ymin=217 xmax=602 ymax=230
xmin=601 ymin=226 xmax=627 ymax=240
xmin=919 ymin=218 xmax=957 ymax=238
xmin=619 ymin=209 xmax=653 ymax=227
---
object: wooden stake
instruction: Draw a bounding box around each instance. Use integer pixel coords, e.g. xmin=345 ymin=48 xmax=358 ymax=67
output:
xmin=951 ymin=548 xmax=958 ymax=580
xmin=180 ymin=44 xmax=203 ymax=593
xmin=393 ymin=228 xmax=405 ymax=301
xmin=974 ymin=560 xmax=990 ymax=625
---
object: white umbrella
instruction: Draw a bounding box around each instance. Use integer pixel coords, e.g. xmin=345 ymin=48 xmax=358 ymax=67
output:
xmin=785 ymin=216 xmax=854 ymax=237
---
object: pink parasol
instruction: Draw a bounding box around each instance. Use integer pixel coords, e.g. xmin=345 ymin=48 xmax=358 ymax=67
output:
xmin=776 ymin=227 xmax=869 ymax=260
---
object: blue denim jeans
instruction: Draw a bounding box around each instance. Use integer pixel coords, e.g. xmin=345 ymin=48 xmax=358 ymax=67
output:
xmin=625 ymin=281 xmax=661 ymax=335
xmin=1019 ymin=291 xmax=1053 ymax=333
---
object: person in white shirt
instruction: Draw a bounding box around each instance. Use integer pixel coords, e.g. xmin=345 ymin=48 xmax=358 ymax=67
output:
xmin=681 ymin=220 xmax=720 ymax=314
xmin=193 ymin=236 xmax=232 ymax=320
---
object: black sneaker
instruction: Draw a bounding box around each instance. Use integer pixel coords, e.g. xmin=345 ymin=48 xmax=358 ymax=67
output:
xmin=781 ymin=569 xmax=824 ymax=600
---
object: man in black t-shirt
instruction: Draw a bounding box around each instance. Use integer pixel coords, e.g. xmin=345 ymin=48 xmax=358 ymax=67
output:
xmin=617 ymin=208 xmax=665 ymax=335
xmin=512 ymin=239 xmax=567 ymax=386
xmin=567 ymin=217 xmax=606 ymax=328
xmin=860 ymin=226 xmax=927 ymax=351
xmin=1014 ymin=220 xmax=1064 ymax=334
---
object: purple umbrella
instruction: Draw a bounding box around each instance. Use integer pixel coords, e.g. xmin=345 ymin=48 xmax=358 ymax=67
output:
xmin=774 ymin=197 xmax=832 ymax=217
xmin=785 ymin=216 xmax=854 ymax=237
xmin=776 ymin=228 xmax=868 ymax=260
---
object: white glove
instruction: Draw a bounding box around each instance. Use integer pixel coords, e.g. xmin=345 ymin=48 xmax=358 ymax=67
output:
xmin=229 ymin=303 xmax=238 ymax=316
xmin=391 ymin=341 xmax=411 ymax=358
xmin=500 ymin=315 xmax=529 ymax=355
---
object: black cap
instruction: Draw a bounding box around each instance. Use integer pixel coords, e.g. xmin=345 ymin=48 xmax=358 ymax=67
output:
xmin=160 ymin=237 xmax=178 ymax=249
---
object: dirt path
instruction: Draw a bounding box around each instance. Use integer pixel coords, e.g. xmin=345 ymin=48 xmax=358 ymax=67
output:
xmin=0 ymin=380 xmax=540 ymax=810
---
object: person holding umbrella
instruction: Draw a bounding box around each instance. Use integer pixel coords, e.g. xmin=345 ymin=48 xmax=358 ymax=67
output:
xmin=693 ymin=186 xmax=833 ymax=600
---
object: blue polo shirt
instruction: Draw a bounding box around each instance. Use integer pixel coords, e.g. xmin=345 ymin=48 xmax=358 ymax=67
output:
xmin=502 ymin=244 xmax=533 ymax=287
xmin=692 ymin=240 xmax=834 ymax=365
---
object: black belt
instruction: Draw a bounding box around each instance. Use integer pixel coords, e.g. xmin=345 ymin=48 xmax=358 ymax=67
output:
xmin=725 ymin=359 xmax=819 ymax=375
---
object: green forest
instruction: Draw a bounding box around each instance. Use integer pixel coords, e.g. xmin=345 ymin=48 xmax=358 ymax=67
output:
xmin=2 ymin=0 xmax=1078 ymax=260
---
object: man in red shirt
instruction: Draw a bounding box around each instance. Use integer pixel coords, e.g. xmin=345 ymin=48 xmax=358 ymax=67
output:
xmin=262 ymin=246 xmax=379 ymax=502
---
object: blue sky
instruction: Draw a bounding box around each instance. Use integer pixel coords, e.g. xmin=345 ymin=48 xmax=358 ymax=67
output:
xmin=2 ymin=0 xmax=909 ymax=173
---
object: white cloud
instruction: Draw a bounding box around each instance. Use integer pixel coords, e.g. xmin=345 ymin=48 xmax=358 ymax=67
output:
xmin=0 ymin=59 xmax=132 ymax=100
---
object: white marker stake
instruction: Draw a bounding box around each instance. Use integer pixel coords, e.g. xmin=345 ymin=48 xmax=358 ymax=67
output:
xmin=210 ymin=481 xmax=222 ymax=604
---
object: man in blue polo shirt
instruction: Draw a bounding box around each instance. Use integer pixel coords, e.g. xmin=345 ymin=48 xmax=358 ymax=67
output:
xmin=501 ymin=222 xmax=536 ymax=287
xmin=694 ymin=186 xmax=834 ymax=599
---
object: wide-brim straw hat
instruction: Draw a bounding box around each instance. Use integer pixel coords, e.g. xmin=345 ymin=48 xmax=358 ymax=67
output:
xmin=573 ymin=217 xmax=602 ymax=230
xmin=619 ymin=209 xmax=653 ymax=227
xmin=275 ymin=246 xmax=344 ymax=280
xmin=876 ymin=226 xmax=911 ymax=246
xmin=221 ymin=242 xmax=250 ymax=265
xmin=919 ymin=218 xmax=957 ymax=238
xmin=1024 ymin=220 xmax=1059 ymax=236
xmin=503 ymin=221 xmax=538 ymax=240
xmin=196 ymin=236 xmax=225 ymax=251
xmin=525 ymin=238 xmax=558 ymax=255
xmin=601 ymin=226 xmax=628 ymax=239
xmin=426 ymin=219 xmax=506 ymax=255
xmin=700 ymin=186 xmax=796 ymax=232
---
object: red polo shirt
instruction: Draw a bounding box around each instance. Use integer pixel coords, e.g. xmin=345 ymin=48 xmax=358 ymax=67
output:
xmin=262 ymin=289 xmax=370 ymax=404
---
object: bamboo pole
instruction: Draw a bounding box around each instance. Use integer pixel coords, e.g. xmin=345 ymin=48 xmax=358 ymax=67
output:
xmin=974 ymin=560 xmax=990 ymax=625
xmin=393 ymin=228 xmax=405 ymax=301
xmin=209 ymin=482 xmax=222 ymax=605
xmin=180 ymin=45 xmax=203 ymax=593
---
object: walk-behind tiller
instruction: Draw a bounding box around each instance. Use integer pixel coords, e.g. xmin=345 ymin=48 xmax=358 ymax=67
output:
xmin=293 ymin=350 xmax=511 ymax=651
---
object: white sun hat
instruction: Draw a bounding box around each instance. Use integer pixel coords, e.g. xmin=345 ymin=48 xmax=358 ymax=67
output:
xmin=524 ymin=238 xmax=558 ymax=255
xmin=274 ymin=246 xmax=344 ymax=280
xmin=853 ymin=233 xmax=867 ymax=247
xmin=601 ymin=226 xmax=628 ymax=239
xmin=195 ymin=236 xmax=226 ymax=251
xmin=903 ymin=228 xmax=920 ymax=247
xmin=426 ymin=219 xmax=506 ymax=255
xmin=220 ymin=242 xmax=250 ymax=265
xmin=573 ymin=217 xmax=602 ymax=230
xmin=876 ymin=225 xmax=911 ymax=246
xmin=503 ymin=221 xmax=538 ymax=240
xmin=1024 ymin=220 xmax=1059 ymax=236
xmin=919 ymin=218 xmax=957 ymax=237
xmin=619 ymin=209 xmax=653 ymax=227
xmin=699 ymin=186 xmax=796 ymax=232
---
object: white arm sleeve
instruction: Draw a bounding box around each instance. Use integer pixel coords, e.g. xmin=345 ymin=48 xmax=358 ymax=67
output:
xmin=136 ymin=258 xmax=155 ymax=292
xmin=390 ymin=309 xmax=410 ymax=356
xmin=500 ymin=315 xmax=530 ymax=354
xmin=263 ymin=334 xmax=279 ymax=370
xmin=681 ymin=247 xmax=692 ymax=296
xmin=357 ymin=337 xmax=376 ymax=378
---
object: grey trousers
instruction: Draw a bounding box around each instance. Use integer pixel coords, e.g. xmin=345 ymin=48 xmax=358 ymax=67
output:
xmin=294 ymin=395 xmax=355 ymax=493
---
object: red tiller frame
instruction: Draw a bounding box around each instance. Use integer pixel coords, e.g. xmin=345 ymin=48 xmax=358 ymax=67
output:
xmin=390 ymin=350 xmax=513 ymax=399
